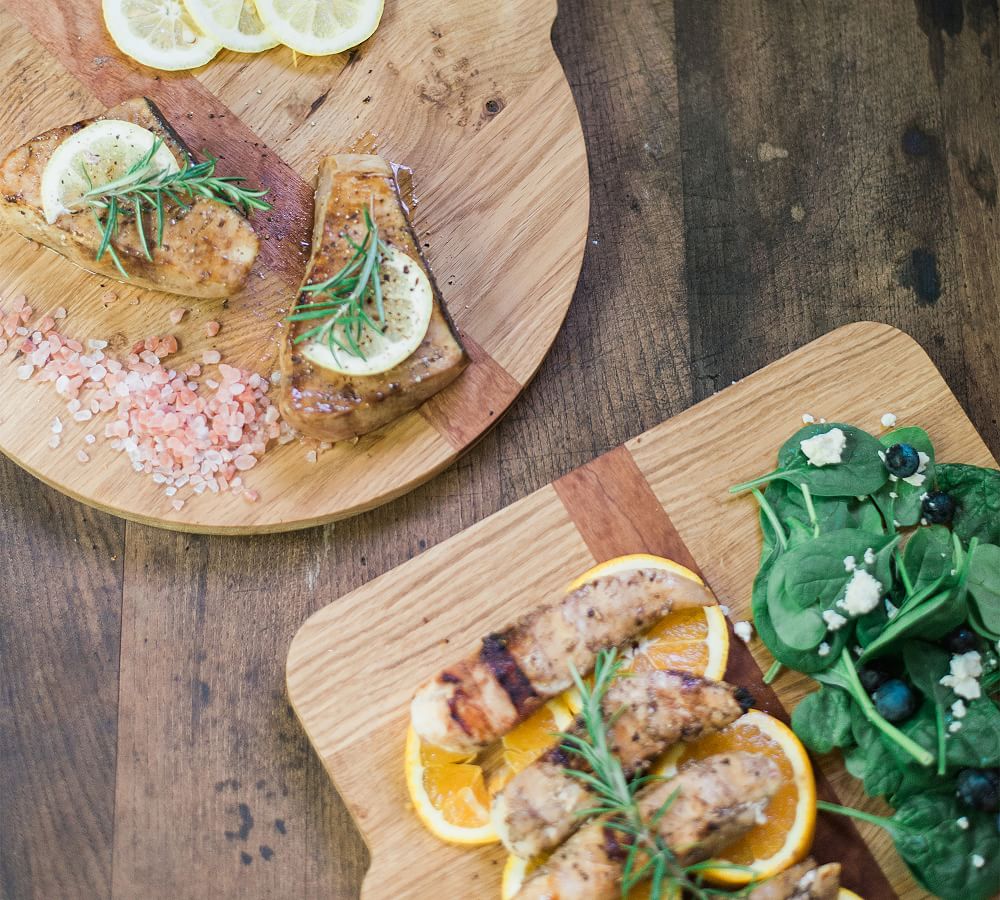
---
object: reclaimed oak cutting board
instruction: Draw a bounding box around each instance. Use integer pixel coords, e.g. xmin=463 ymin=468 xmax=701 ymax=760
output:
xmin=286 ymin=322 xmax=998 ymax=900
xmin=0 ymin=0 xmax=588 ymax=533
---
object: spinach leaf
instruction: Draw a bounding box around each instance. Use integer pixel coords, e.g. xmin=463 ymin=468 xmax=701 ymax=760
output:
xmin=873 ymin=426 xmax=936 ymax=527
xmin=861 ymin=589 xmax=968 ymax=660
xmin=791 ymin=686 xmax=854 ymax=753
xmin=903 ymin=640 xmax=952 ymax=705
xmin=901 ymin=526 xmax=955 ymax=596
xmin=732 ymin=423 xmax=889 ymax=497
xmin=967 ymin=543 xmax=1000 ymax=637
xmin=945 ymin=697 xmax=1000 ymax=769
xmin=820 ymin=796 xmax=1000 ymax=900
xmin=936 ymin=463 xmax=1000 ymax=545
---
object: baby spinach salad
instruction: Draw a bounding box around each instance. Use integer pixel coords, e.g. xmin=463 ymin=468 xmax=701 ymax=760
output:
xmin=731 ymin=422 xmax=1000 ymax=900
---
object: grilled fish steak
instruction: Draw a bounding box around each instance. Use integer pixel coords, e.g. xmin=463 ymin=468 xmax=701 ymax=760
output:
xmin=410 ymin=568 xmax=717 ymax=753
xmin=0 ymin=97 xmax=259 ymax=298
xmin=514 ymin=752 xmax=782 ymax=900
xmin=494 ymin=670 xmax=754 ymax=857
xmin=748 ymin=859 xmax=841 ymax=900
xmin=277 ymin=154 xmax=467 ymax=441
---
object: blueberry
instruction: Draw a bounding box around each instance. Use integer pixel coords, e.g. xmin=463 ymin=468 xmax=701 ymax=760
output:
xmin=944 ymin=627 xmax=979 ymax=655
xmin=885 ymin=443 xmax=920 ymax=478
xmin=873 ymin=679 xmax=918 ymax=723
xmin=956 ymin=768 xmax=1000 ymax=813
xmin=859 ymin=667 xmax=890 ymax=694
xmin=922 ymin=491 xmax=956 ymax=524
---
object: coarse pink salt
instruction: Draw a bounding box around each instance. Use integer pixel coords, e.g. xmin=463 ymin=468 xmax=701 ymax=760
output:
xmin=77 ymin=450 xmax=89 ymax=463
xmin=169 ymin=308 xmax=188 ymax=325
xmin=243 ymin=490 xmax=259 ymax=503
xmin=203 ymin=350 xmax=221 ymax=365
xmin=53 ymin=306 xmax=67 ymax=319
xmin=11 ymin=295 xmax=26 ymax=313
xmin=205 ymin=321 xmax=221 ymax=337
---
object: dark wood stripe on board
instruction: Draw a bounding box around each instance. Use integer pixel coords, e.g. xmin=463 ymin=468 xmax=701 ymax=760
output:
xmin=4 ymin=0 xmax=311 ymax=285
xmin=553 ymin=445 xmax=897 ymax=900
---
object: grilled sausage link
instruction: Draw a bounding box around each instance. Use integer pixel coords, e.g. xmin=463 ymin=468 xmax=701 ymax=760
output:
xmin=494 ymin=670 xmax=754 ymax=857
xmin=514 ymin=752 xmax=782 ymax=900
xmin=410 ymin=568 xmax=716 ymax=752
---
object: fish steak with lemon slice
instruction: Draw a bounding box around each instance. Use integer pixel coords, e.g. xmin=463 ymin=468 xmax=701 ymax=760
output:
xmin=410 ymin=563 xmax=716 ymax=754
xmin=493 ymin=669 xmax=754 ymax=858
xmin=278 ymin=154 xmax=467 ymax=441
xmin=0 ymin=98 xmax=259 ymax=297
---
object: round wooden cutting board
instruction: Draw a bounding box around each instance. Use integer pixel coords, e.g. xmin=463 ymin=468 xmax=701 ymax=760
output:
xmin=0 ymin=0 xmax=588 ymax=534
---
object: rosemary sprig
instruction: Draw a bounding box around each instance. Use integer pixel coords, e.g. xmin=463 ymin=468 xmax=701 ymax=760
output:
xmin=559 ymin=650 xmax=756 ymax=900
xmin=75 ymin=138 xmax=271 ymax=277
xmin=285 ymin=204 xmax=389 ymax=361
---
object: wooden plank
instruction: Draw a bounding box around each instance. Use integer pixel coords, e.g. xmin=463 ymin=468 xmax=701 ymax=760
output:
xmin=673 ymin=0 xmax=1000 ymax=454
xmin=0 ymin=459 xmax=124 ymax=899
xmin=0 ymin=0 xmax=588 ymax=533
xmin=289 ymin=322 xmax=996 ymax=897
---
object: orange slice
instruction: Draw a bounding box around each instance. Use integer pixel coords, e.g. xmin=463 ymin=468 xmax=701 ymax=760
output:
xmin=839 ymin=891 xmax=863 ymax=900
xmin=407 ymin=698 xmax=572 ymax=844
xmin=564 ymin=555 xmax=728 ymax=714
xmin=673 ymin=710 xmax=817 ymax=885
xmin=405 ymin=726 xmax=496 ymax=845
xmin=501 ymin=853 xmax=677 ymax=899
xmin=489 ymin=696 xmax=573 ymax=793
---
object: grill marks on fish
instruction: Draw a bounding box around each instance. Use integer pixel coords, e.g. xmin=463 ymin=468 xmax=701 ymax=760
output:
xmin=276 ymin=153 xmax=467 ymax=442
xmin=0 ymin=97 xmax=259 ymax=298
xmin=410 ymin=569 xmax=717 ymax=753
xmin=494 ymin=670 xmax=750 ymax=858
xmin=513 ymin=753 xmax=782 ymax=900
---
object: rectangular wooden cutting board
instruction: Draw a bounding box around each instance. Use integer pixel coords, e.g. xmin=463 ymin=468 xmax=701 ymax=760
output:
xmin=286 ymin=322 xmax=997 ymax=899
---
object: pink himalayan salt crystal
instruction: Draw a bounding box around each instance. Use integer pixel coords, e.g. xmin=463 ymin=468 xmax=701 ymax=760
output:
xmin=205 ymin=321 xmax=221 ymax=337
xmin=169 ymin=308 xmax=188 ymax=325
xmin=203 ymin=350 xmax=221 ymax=365
xmin=1 ymin=306 xmax=280 ymax=509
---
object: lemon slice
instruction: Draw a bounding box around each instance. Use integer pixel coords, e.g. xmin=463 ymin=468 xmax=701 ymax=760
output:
xmin=182 ymin=0 xmax=279 ymax=52
xmin=103 ymin=0 xmax=222 ymax=70
xmin=301 ymin=245 xmax=433 ymax=377
xmin=253 ymin=0 xmax=384 ymax=55
xmin=41 ymin=120 xmax=180 ymax=225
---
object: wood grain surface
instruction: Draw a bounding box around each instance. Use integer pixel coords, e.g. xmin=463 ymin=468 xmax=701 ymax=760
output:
xmin=3 ymin=2 xmax=1000 ymax=899
xmin=287 ymin=322 xmax=996 ymax=899
xmin=0 ymin=0 xmax=588 ymax=533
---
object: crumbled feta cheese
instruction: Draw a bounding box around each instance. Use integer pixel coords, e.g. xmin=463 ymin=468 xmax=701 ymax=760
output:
xmin=823 ymin=609 xmax=849 ymax=631
xmin=880 ymin=413 xmax=897 ymax=428
xmin=719 ymin=604 xmax=731 ymax=617
xmin=949 ymin=721 xmax=963 ymax=733
xmin=817 ymin=642 xmax=831 ymax=657
xmin=885 ymin=598 xmax=899 ymax=619
xmin=843 ymin=555 xmax=857 ymax=572
xmin=902 ymin=471 xmax=926 ymax=487
xmin=878 ymin=450 xmax=887 ymax=463
xmin=801 ymin=413 xmax=816 ymax=424
xmin=864 ymin=547 xmax=876 ymax=566
xmin=956 ymin=816 xmax=969 ymax=830
xmin=972 ymin=854 xmax=984 ymax=869
xmin=940 ymin=651 xmax=983 ymax=700
xmin=917 ymin=451 xmax=930 ymax=471
xmin=889 ymin=491 xmax=898 ymax=499
xmin=951 ymin=699 xmax=967 ymax=719
xmin=800 ymin=427 xmax=847 ymax=466
xmin=734 ymin=621 xmax=754 ymax=643
xmin=838 ymin=569 xmax=883 ymax=616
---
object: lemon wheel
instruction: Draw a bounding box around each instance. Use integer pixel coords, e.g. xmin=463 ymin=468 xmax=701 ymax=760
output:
xmin=182 ymin=0 xmax=278 ymax=51
xmin=253 ymin=0 xmax=384 ymax=56
xmin=103 ymin=0 xmax=222 ymax=70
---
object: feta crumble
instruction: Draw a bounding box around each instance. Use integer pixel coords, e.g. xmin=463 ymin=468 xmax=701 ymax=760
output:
xmin=843 ymin=555 xmax=857 ymax=572
xmin=952 ymin=699 xmax=967 ymax=719
xmin=800 ymin=427 xmax=847 ymax=466
xmin=801 ymin=413 xmax=816 ymax=424
xmin=734 ymin=621 xmax=754 ymax=643
xmin=880 ymin=412 xmax=897 ymax=428
xmin=940 ymin=651 xmax=983 ymax=700
xmin=957 ymin=816 xmax=969 ymax=830
xmin=864 ymin=547 xmax=876 ymax=566
xmin=817 ymin=641 xmax=831 ymax=657
xmin=823 ymin=609 xmax=849 ymax=631
xmin=972 ymin=854 xmax=984 ymax=869
xmin=949 ymin=721 xmax=963 ymax=733
xmin=719 ymin=604 xmax=731 ymax=617
xmin=838 ymin=569 xmax=883 ymax=616
xmin=885 ymin=598 xmax=899 ymax=619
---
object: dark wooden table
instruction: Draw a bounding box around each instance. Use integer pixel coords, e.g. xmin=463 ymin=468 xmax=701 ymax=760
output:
xmin=2 ymin=2 xmax=998 ymax=898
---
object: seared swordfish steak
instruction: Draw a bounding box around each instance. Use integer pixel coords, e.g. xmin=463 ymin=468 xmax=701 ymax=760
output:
xmin=278 ymin=154 xmax=467 ymax=442
xmin=0 ymin=97 xmax=259 ymax=298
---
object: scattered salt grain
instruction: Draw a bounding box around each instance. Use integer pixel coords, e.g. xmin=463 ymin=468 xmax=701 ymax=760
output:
xmin=169 ymin=308 xmax=188 ymax=325
xmin=47 ymin=434 xmax=60 ymax=449
xmin=51 ymin=417 xmax=63 ymax=434
xmin=205 ymin=320 xmax=221 ymax=337
xmin=203 ymin=349 xmax=221 ymax=364
xmin=733 ymin=621 xmax=753 ymax=643
xmin=305 ymin=450 xmax=318 ymax=463
xmin=16 ymin=364 xmax=32 ymax=380
xmin=172 ymin=499 xmax=185 ymax=511
xmin=76 ymin=450 xmax=89 ymax=463
xmin=801 ymin=413 xmax=815 ymax=424
xmin=53 ymin=306 xmax=67 ymax=319
xmin=880 ymin=412 xmax=897 ymax=428
xmin=84 ymin=434 xmax=96 ymax=445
